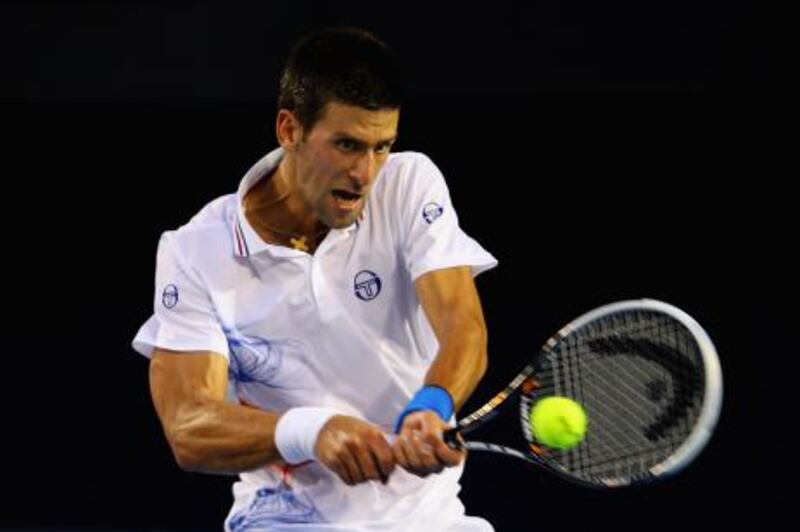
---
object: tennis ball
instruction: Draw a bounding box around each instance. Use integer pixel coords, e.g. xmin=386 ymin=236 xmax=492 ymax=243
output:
xmin=530 ymin=396 xmax=587 ymax=449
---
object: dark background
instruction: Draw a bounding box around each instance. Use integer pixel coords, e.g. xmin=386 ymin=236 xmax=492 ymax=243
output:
xmin=3 ymin=2 xmax=785 ymax=531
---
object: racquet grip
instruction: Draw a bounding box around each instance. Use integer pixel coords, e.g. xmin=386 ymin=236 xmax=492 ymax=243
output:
xmin=443 ymin=428 xmax=464 ymax=450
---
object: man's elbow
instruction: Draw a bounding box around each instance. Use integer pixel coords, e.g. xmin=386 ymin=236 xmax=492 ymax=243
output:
xmin=163 ymin=407 xmax=216 ymax=472
xmin=168 ymin=426 xmax=207 ymax=472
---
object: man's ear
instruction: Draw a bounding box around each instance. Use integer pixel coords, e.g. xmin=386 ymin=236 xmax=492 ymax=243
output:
xmin=276 ymin=109 xmax=303 ymax=151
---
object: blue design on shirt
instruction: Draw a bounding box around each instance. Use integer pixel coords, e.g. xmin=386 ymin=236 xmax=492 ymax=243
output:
xmin=228 ymin=484 xmax=323 ymax=530
xmin=224 ymin=329 xmax=282 ymax=386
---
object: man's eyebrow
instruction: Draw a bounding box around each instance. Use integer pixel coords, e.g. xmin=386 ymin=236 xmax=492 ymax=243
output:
xmin=332 ymin=133 xmax=397 ymax=146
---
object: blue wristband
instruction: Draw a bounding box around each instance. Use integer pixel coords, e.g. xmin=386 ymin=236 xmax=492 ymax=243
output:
xmin=394 ymin=385 xmax=454 ymax=433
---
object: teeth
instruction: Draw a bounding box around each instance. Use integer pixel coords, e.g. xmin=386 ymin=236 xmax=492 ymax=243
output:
xmin=333 ymin=195 xmax=361 ymax=209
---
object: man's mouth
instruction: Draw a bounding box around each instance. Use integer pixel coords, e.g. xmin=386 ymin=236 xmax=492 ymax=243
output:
xmin=331 ymin=189 xmax=363 ymax=211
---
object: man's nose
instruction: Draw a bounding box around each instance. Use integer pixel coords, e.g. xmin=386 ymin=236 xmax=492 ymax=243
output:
xmin=349 ymin=150 xmax=378 ymax=187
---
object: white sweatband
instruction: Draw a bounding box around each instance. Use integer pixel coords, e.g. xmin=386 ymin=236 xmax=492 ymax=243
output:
xmin=275 ymin=407 xmax=340 ymax=465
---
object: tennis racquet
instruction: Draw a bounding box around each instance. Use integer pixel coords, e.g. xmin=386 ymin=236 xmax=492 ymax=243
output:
xmin=444 ymin=299 xmax=723 ymax=488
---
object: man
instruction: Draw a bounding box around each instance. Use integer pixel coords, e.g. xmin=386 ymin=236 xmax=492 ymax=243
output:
xmin=133 ymin=27 xmax=497 ymax=531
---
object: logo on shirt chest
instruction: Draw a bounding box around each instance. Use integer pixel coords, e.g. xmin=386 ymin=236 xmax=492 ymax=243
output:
xmin=354 ymin=270 xmax=382 ymax=301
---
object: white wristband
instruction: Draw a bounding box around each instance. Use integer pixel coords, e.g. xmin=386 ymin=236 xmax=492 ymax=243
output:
xmin=275 ymin=407 xmax=340 ymax=465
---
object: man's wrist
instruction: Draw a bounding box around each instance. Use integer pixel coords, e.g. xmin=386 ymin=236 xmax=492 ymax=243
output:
xmin=275 ymin=407 xmax=341 ymax=464
xmin=394 ymin=385 xmax=454 ymax=433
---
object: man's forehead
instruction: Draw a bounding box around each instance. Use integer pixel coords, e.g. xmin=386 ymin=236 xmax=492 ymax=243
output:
xmin=317 ymin=101 xmax=400 ymax=133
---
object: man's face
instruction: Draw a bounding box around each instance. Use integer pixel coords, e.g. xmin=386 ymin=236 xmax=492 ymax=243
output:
xmin=290 ymin=101 xmax=399 ymax=229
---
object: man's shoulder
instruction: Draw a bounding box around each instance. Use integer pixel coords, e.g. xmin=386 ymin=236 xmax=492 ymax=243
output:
xmin=161 ymin=193 xmax=237 ymax=256
xmin=373 ymin=151 xmax=447 ymax=205
xmin=377 ymin=151 xmax=442 ymax=193
xmin=383 ymin=151 xmax=438 ymax=175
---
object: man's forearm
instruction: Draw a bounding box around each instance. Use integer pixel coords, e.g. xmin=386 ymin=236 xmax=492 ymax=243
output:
xmin=167 ymin=399 xmax=282 ymax=474
xmin=423 ymin=317 xmax=488 ymax=411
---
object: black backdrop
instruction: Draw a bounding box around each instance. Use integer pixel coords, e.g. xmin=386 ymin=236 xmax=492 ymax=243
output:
xmin=3 ymin=2 xmax=786 ymax=531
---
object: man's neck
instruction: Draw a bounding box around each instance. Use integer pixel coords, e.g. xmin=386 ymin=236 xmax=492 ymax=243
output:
xmin=243 ymin=164 xmax=327 ymax=251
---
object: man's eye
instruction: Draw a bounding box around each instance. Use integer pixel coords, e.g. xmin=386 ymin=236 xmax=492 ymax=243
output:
xmin=376 ymin=143 xmax=392 ymax=154
xmin=336 ymin=139 xmax=358 ymax=151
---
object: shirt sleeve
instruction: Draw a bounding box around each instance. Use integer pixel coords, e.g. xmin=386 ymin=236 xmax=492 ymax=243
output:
xmin=400 ymin=154 xmax=498 ymax=281
xmin=132 ymin=232 xmax=229 ymax=359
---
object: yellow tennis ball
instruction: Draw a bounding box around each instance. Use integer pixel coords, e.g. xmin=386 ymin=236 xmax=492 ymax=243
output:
xmin=530 ymin=396 xmax=587 ymax=449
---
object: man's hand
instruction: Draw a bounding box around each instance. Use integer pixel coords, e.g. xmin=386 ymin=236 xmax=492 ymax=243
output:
xmin=392 ymin=410 xmax=466 ymax=477
xmin=314 ymin=415 xmax=396 ymax=486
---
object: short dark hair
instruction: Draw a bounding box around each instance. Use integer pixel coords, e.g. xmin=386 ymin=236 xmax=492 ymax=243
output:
xmin=278 ymin=27 xmax=404 ymax=131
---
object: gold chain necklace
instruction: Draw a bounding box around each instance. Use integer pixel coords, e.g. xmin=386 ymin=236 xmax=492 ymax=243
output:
xmin=254 ymin=221 xmax=329 ymax=252
xmin=245 ymin=177 xmax=327 ymax=252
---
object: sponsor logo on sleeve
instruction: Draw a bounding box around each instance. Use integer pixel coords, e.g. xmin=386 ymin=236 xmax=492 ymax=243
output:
xmin=162 ymin=284 xmax=179 ymax=309
xmin=422 ymin=202 xmax=444 ymax=224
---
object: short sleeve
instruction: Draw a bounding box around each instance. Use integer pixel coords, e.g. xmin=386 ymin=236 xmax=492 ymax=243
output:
xmin=400 ymin=154 xmax=498 ymax=281
xmin=132 ymin=232 xmax=229 ymax=359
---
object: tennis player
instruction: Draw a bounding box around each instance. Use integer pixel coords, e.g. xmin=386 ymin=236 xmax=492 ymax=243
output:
xmin=133 ymin=27 xmax=497 ymax=531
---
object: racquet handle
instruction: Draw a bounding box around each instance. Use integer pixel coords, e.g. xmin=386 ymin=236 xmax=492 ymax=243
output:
xmin=443 ymin=428 xmax=464 ymax=450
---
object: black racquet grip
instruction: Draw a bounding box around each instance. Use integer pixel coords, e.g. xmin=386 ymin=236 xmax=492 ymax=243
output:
xmin=443 ymin=428 xmax=464 ymax=450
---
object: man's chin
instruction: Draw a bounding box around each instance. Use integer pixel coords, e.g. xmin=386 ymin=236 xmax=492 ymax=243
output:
xmin=322 ymin=208 xmax=364 ymax=229
xmin=326 ymin=215 xmax=359 ymax=229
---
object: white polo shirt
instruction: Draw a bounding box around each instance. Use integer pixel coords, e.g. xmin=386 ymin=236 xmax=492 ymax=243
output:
xmin=133 ymin=148 xmax=497 ymax=531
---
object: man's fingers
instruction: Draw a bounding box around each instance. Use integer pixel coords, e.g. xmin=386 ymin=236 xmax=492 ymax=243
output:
xmin=417 ymin=438 xmax=443 ymax=471
xmin=396 ymin=431 xmax=445 ymax=476
xmin=392 ymin=438 xmax=411 ymax=469
xmin=348 ymin=440 xmax=378 ymax=480
xmin=431 ymin=437 xmax=465 ymax=466
xmin=400 ymin=433 xmax=427 ymax=471
xmin=315 ymin=415 xmax=398 ymax=486
xmin=419 ymin=429 xmax=464 ymax=466
xmin=338 ymin=448 xmax=363 ymax=485
xmin=329 ymin=461 xmax=354 ymax=486
xmin=371 ymin=437 xmax=396 ymax=481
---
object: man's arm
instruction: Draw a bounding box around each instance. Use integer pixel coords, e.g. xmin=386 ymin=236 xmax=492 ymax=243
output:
xmin=393 ymin=266 xmax=489 ymax=476
xmin=415 ymin=266 xmax=488 ymax=408
xmin=149 ymin=349 xmax=281 ymax=473
xmin=149 ymin=348 xmax=395 ymax=483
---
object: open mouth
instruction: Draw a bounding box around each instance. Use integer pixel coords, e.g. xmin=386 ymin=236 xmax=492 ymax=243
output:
xmin=331 ymin=189 xmax=363 ymax=210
